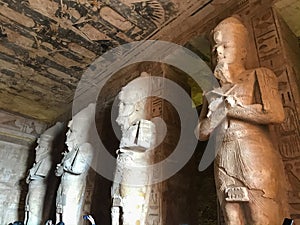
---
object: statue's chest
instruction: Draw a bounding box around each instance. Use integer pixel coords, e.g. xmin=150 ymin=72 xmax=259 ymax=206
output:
xmin=230 ymin=72 xmax=257 ymax=105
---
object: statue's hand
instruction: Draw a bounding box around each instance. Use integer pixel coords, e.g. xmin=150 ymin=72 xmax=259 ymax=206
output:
xmin=55 ymin=164 xmax=64 ymax=176
xmin=208 ymin=97 xmax=223 ymax=113
xmin=197 ymin=119 xmax=214 ymax=141
xmin=225 ymin=95 xmax=244 ymax=109
xmin=225 ymin=95 xmax=236 ymax=107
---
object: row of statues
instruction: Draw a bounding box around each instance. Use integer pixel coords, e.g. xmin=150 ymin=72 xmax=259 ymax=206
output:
xmin=24 ymin=104 xmax=95 ymax=225
xmin=23 ymin=81 xmax=156 ymax=225
xmin=23 ymin=15 xmax=292 ymax=225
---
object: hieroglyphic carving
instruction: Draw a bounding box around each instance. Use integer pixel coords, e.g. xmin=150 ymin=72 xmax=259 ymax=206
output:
xmin=252 ymin=8 xmax=300 ymax=222
xmin=146 ymin=75 xmax=164 ymax=225
xmin=0 ymin=0 xmax=180 ymax=121
xmin=147 ymin=186 xmax=161 ymax=225
xmin=0 ymin=110 xmax=46 ymax=137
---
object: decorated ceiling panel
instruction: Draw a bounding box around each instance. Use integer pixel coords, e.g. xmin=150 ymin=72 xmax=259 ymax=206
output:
xmin=0 ymin=0 xmax=297 ymax=122
xmin=0 ymin=0 xmax=182 ymax=122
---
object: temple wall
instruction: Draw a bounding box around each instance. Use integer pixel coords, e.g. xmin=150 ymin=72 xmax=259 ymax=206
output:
xmin=1 ymin=1 xmax=299 ymax=224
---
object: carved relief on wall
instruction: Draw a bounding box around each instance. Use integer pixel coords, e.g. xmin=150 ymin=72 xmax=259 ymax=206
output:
xmin=252 ymin=8 xmax=300 ymax=222
xmin=146 ymin=185 xmax=161 ymax=225
xmin=0 ymin=110 xmax=46 ymax=136
xmin=146 ymin=73 xmax=164 ymax=225
xmin=285 ymin=160 xmax=300 ymax=220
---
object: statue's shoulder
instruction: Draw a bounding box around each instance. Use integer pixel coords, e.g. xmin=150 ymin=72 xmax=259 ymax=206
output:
xmin=78 ymin=142 xmax=93 ymax=151
xmin=246 ymin=67 xmax=278 ymax=90
xmin=253 ymin=67 xmax=277 ymax=81
xmin=78 ymin=142 xmax=94 ymax=158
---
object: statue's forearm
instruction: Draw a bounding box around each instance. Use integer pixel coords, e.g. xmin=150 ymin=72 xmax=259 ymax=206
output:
xmin=197 ymin=118 xmax=214 ymax=141
xmin=227 ymin=104 xmax=284 ymax=124
xmin=63 ymin=165 xmax=82 ymax=175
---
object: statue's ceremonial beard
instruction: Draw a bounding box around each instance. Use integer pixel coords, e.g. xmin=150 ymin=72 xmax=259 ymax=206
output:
xmin=214 ymin=62 xmax=232 ymax=84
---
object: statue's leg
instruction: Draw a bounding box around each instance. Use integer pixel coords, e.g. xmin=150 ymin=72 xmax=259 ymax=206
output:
xmin=55 ymin=184 xmax=63 ymax=224
xmin=24 ymin=211 xmax=29 ymax=225
xmin=24 ymin=199 xmax=29 ymax=225
xmin=222 ymin=202 xmax=244 ymax=225
xmin=247 ymin=190 xmax=283 ymax=225
xmin=55 ymin=212 xmax=61 ymax=224
xmin=61 ymin=184 xmax=85 ymax=225
xmin=24 ymin=184 xmax=45 ymax=225
xmin=215 ymin=166 xmax=245 ymax=225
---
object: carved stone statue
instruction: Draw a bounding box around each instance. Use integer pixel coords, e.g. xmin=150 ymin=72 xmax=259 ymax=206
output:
xmin=24 ymin=122 xmax=64 ymax=225
xmin=111 ymin=73 xmax=156 ymax=225
xmin=196 ymin=16 xmax=290 ymax=224
xmin=55 ymin=104 xmax=95 ymax=225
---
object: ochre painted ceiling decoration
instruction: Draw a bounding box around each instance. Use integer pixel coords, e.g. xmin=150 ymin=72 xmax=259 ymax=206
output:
xmin=0 ymin=0 xmax=213 ymax=122
xmin=0 ymin=0 xmax=296 ymax=122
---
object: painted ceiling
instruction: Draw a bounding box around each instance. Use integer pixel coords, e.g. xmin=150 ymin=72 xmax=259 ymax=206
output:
xmin=0 ymin=0 xmax=299 ymax=123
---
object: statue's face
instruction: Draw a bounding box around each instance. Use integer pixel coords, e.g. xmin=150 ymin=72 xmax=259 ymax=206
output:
xmin=212 ymin=27 xmax=247 ymax=84
xmin=212 ymin=30 xmax=243 ymax=65
xmin=116 ymin=90 xmax=146 ymax=131
xmin=35 ymin=138 xmax=50 ymax=161
xmin=65 ymin=121 xmax=75 ymax=150
xmin=35 ymin=138 xmax=49 ymax=152
xmin=116 ymin=94 xmax=136 ymax=131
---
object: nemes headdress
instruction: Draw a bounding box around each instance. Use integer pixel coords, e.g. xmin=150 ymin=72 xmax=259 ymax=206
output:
xmin=70 ymin=103 xmax=96 ymax=144
xmin=213 ymin=15 xmax=249 ymax=44
xmin=39 ymin=122 xmax=64 ymax=143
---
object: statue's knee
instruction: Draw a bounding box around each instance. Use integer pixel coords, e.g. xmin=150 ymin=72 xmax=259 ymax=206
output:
xmin=224 ymin=203 xmax=244 ymax=225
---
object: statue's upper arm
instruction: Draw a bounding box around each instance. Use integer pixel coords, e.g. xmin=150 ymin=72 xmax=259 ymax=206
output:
xmin=256 ymin=67 xmax=285 ymax=122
